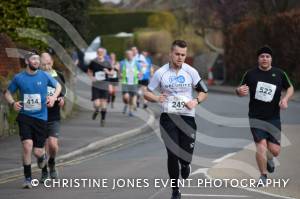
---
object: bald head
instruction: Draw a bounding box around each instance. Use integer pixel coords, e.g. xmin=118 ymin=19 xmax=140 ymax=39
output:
xmin=125 ymin=50 xmax=134 ymax=61
xmin=40 ymin=52 xmax=53 ymax=71
xmin=97 ymin=48 xmax=106 ymax=59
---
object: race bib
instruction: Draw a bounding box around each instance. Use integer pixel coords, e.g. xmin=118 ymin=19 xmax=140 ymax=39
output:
xmin=127 ymin=68 xmax=134 ymax=85
xmin=255 ymin=81 xmax=277 ymax=102
xmin=95 ymin=71 xmax=106 ymax=81
xmin=47 ymin=86 xmax=56 ymax=96
xmin=165 ymin=96 xmax=189 ymax=113
xmin=24 ymin=94 xmax=41 ymax=111
xmin=109 ymin=70 xmax=117 ymax=78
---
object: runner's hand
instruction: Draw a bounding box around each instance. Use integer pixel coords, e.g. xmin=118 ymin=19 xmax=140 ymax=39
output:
xmin=185 ymin=99 xmax=198 ymax=110
xmin=237 ymin=84 xmax=249 ymax=96
xmin=13 ymin=101 xmax=23 ymax=111
xmin=57 ymin=97 xmax=65 ymax=107
xmin=47 ymin=96 xmax=56 ymax=107
xmin=158 ymin=93 xmax=167 ymax=103
xmin=279 ymin=98 xmax=288 ymax=109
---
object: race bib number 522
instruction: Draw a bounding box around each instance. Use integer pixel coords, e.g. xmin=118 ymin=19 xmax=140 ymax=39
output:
xmin=255 ymin=81 xmax=277 ymax=102
xmin=24 ymin=94 xmax=42 ymax=111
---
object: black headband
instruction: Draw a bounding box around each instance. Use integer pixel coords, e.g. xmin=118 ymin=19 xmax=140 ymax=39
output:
xmin=257 ymin=46 xmax=273 ymax=57
xmin=24 ymin=50 xmax=39 ymax=60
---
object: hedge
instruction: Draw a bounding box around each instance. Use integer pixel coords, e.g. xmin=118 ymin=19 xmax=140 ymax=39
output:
xmin=87 ymin=11 xmax=156 ymax=42
xmin=225 ymin=10 xmax=300 ymax=88
xmin=101 ymin=35 xmax=133 ymax=60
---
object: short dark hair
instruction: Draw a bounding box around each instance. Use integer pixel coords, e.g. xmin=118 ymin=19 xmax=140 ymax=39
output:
xmin=171 ymin=40 xmax=187 ymax=50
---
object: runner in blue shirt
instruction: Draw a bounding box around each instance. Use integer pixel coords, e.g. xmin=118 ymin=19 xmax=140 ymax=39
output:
xmin=4 ymin=50 xmax=62 ymax=188
xmin=138 ymin=50 xmax=153 ymax=109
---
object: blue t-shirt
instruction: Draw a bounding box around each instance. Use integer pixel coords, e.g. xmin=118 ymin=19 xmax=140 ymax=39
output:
xmin=141 ymin=57 xmax=152 ymax=80
xmin=8 ymin=70 xmax=58 ymax=121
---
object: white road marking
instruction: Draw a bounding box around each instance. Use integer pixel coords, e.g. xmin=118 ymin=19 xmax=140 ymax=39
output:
xmin=213 ymin=153 xmax=236 ymax=163
xmin=182 ymin=193 xmax=249 ymax=198
xmin=191 ymin=168 xmax=209 ymax=177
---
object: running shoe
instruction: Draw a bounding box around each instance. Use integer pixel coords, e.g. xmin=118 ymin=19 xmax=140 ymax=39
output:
xmin=22 ymin=177 xmax=32 ymax=189
xmin=37 ymin=154 xmax=47 ymax=169
xmin=40 ymin=170 xmax=48 ymax=183
xmin=171 ymin=189 xmax=181 ymax=199
xmin=92 ymin=111 xmax=99 ymax=120
xmin=257 ymin=174 xmax=267 ymax=187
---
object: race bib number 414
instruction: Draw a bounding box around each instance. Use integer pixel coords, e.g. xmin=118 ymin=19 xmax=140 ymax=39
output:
xmin=24 ymin=94 xmax=42 ymax=111
xmin=255 ymin=81 xmax=277 ymax=102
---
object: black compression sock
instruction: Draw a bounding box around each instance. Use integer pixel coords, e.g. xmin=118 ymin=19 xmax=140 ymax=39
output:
xmin=48 ymin=157 xmax=55 ymax=166
xmin=101 ymin=109 xmax=107 ymax=120
xmin=42 ymin=165 xmax=48 ymax=173
xmin=23 ymin=164 xmax=32 ymax=179
xmin=111 ymin=95 xmax=116 ymax=103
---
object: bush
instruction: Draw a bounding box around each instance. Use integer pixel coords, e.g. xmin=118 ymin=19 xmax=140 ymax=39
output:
xmin=177 ymin=27 xmax=205 ymax=57
xmin=147 ymin=12 xmax=178 ymax=34
xmin=101 ymin=35 xmax=133 ymax=60
xmin=0 ymin=73 xmax=19 ymax=135
xmin=225 ymin=10 xmax=300 ymax=88
xmin=0 ymin=0 xmax=48 ymax=49
xmin=134 ymin=29 xmax=173 ymax=55
xmin=87 ymin=11 xmax=156 ymax=42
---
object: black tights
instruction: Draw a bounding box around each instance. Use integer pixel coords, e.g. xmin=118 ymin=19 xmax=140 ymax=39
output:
xmin=160 ymin=113 xmax=197 ymax=190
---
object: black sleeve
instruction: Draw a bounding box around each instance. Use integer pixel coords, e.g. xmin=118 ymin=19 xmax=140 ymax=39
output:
xmin=239 ymin=71 xmax=248 ymax=86
xmin=88 ymin=61 xmax=94 ymax=71
xmin=57 ymin=71 xmax=67 ymax=97
xmin=281 ymin=70 xmax=292 ymax=89
xmin=57 ymin=71 xmax=65 ymax=84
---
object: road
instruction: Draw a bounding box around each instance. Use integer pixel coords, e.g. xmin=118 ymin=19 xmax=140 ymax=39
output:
xmin=0 ymin=93 xmax=299 ymax=199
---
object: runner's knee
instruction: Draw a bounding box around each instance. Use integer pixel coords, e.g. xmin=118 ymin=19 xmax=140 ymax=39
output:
xmin=269 ymin=145 xmax=280 ymax=157
xmin=22 ymin=140 xmax=33 ymax=153
xmin=256 ymin=140 xmax=267 ymax=154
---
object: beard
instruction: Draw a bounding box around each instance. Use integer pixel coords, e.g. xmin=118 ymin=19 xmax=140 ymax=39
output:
xmin=28 ymin=63 xmax=38 ymax=71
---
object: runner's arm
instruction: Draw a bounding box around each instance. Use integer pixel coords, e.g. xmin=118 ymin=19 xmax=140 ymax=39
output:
xmin=4 ymin=90 xmax=22 ymax=111
xmin=4 ymin=90 xmax=15 ymax=105
xmin=281 ymin=70 xmax=294 ymax=102
xmin=52 ymin=83 xmax=62 ymax=100
xmin=282 ymin=85 xmax=294 ymax=102
xmin=194 ymin=80 xmax=208 ymax=104
xmin=87 ymin=69 xmax=96 ymax=81
xmin=236 ymin=71 xmax=249 ymax=97
xmin=144 ymin=88 xmax=159 ymax=102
